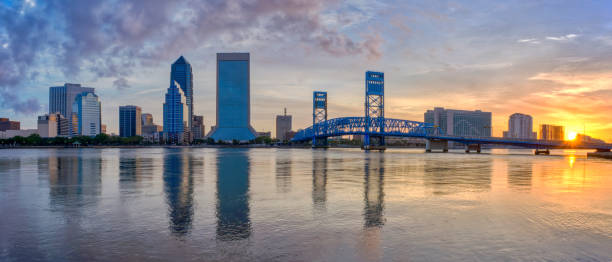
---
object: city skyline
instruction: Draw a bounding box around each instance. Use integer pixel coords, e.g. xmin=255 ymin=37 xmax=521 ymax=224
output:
xmin=1 ymin=1 xmax=612 ymax=141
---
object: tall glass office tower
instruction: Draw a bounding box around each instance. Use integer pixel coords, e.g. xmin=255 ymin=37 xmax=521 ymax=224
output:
xmin=119 ymin=105 xmax=142 ymax=137
xmin=208 ymin=53 xmax=256 ymax=141
xmin=72 ymin=92 xmax=101 ymax=136
xmin=170 ymin=56 xmax=193 ymax=128
xmin=163 ymin=81 xmax=188 ymax=143
xmin=49 ymin=83 xmax=95 ymax=118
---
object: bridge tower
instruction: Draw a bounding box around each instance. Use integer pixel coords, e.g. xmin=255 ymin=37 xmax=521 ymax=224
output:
xmin=363 ymin=71 xmax=386 ymax=151
xmin=313 ymin=91 xmax=328 ymax=148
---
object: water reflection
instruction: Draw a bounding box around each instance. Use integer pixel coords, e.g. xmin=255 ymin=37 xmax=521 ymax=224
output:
xmin=163 ymin=148 xmax=194 ymax=236
xmin=312 ymin=151 xmax=328 ymax=211
xmin=216 ymin=149 xmax=251 ymax=241
xmin=275 ymin=150 xmax=291 ymax=193
xmin=423 ymin=158 xmax=493 ymax=195
xmin=364 ymin=154 xmax=385 ymax=228
xmin=507 ymin=159 xmax=533 ymax=191
xmin=46 ymin=150 xmax=102 ymax=214
xmin=119 ymin=149 xmax=153 ymax=193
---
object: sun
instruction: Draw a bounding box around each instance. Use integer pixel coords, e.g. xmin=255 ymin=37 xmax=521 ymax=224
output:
xmin=567 ymin=131 xmax=578 ymax=141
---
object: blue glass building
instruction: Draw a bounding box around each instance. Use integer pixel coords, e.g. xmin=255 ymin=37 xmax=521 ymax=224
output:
xmin=119 ymin=105 xmax=142 ymax=137
xmin=72 ymin=92 xmax=101 ymax=136
xmin=170 ymin=56 xmax=193 ymax=128
xmin=163 ymin=81 xmax=188 ymax=143
xmin=208 ymin=53 xmax=256 ymax=141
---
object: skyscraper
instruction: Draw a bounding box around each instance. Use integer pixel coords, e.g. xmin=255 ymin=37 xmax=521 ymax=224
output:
xmin=275 ymin=108 xmax=292 ymax=141
xmin=49 ymin=83 xmax=95 ymax=120
xmin=503 ymin=113 xmax=537 ymax=139
xmin=163 ymin=81 xmax=188 ymax=143
xmin=142 ymin=113 xmax=153 ymax=126
xmin=119 ymin=105 xmax=142 ymax=137
xmin=72 ymin=92 xmax=101 ymax=136
xmin=170 ymin=56 xmax=193 ymax=128
xmin=208 ymin=53 xmax=256 ymax=141
xmin=191 ymin=115 xmax=205 ymax=140
xmin=540 ymin=124 xmax=565 ymax=141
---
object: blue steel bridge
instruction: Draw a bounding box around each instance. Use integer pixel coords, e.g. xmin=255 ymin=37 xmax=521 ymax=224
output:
xmin=291 ymin=71 xmax=612 ymax=154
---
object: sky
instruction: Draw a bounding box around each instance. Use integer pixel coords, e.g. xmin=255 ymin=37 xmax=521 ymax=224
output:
xmin=1 ymin=0 xmax=611 ymax=141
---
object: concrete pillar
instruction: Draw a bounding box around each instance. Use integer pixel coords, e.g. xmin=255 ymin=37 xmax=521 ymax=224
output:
xmin=426 ymin=139 xmax=448 ymax=153
xmin=465 ymin=144 xmax=482 ymax=154
xmin=534 ymin=149 xmax=550 ymax=155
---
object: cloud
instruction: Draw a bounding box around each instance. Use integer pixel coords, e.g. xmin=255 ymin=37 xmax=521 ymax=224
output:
xmin=0 ymin=0 xmax=383 ymax=114
xmin=113 ymin=77 xmax=130 ymax=90
xmin=517 ymin=38 xmax=540 ymax=44
xmin=0 ymin=92 xmax=41 ymax=115
xmin=546 ymin=34 xmax=579 ymax=41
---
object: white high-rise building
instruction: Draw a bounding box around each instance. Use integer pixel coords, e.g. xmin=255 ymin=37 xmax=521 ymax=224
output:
xmin=503 ymin=113 xmax=537 ymax=139
xmin=72 ymin=92 xmax=101 ymax=136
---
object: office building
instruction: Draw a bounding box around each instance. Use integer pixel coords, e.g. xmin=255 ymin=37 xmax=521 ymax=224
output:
xmin=142 ymin=113 xmax=153 ymax=126
xmin=503 ymin=113 xmax=537 ymax=139
xmin=0 ymin=118 xmax=20 ymax=131
xmin=119 ymin=105 xmax=142 ymax=137
xmin=72 ymin=92 xmax=101 ymax=136
xmin=275 ymin=108 xmax=292 ymax=141
xmin=163 ymin=81 xmax=188 ymax=143
xmin=540 ymin=124 xmax=564 ymax=141
xmin=191 ymin=115 xmax=205 ymax=140
xmin=101 ymin=124 xmax=107 ymax=134
xmin=576 ymin=134 xmax=605 ymax=144
xmin=0 ymin=129 xmax=37 ymax=139
xmin=171 ymin=56 xmax=194 ymax=128
xmin=49 ymin=83 xmax=95 ymax=121
xmin=37 ymin=114 xmax=58 ymax=138
xmin=208 ymin=53 xmax=256 ymax=141
xmin=424 ymin=107 xmax=492 ymax=137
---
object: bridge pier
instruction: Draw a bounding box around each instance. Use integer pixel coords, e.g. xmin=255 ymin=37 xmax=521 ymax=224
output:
xmin=464 ymin=144 xmax=481 ymax=154
xmin=596 ymin=148 xmax=611 ymax=153
xmin=534 ymin=149 xmax=550 ymax=155
xmin=425 ymin=139 xmax=448 ymax=153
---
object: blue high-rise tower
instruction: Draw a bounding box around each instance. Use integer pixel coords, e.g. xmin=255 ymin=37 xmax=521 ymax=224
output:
xmin=170 ymin=56 xmax=193 ymax=128
xmin=208 ymin=53 xmax=256 ymax=142
xmin=163 ymin=81 xmax=188 ymax=143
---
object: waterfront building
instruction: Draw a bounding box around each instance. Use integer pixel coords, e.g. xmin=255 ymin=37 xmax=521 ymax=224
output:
xmin=191 ymin=115 xmax=205 ymax=140
xmin=424 ymin=107 xmax=492 ymax=137
xmin=171 ymin=56 xmax=194 ymax=129
xmin=0 ymin=129 xmax=37 ymax=139
xmin=142 ymin=113 xmax=153 ymax=126
xmin=49 ymin=83 xmax=95 ymax=121
xmin=119 ymin=105 xmax=142 ymax=137
xmin=503 ymin=113 xmax=537 ymax=139
xmin=163 ymin=81 xmax=188 ymax=143
xmin=576 ymin=134 xmax=606 ymax=144
xmin=72 ymin=92 xmax=101 ymax=136
xmin=540 ymin=124 xmax=565 ymax=141
xmin=37 ymin=114 xmax=58 ymax=138
xmin=0 ymin=118 xmax=20 ymax=131
xmin=208 ymin=53 xmax=256 ymax=142
xmin=101 ymin=124 xmax=107 ymax=134
xmin=275 ymin=108 xmax=292 ymax=141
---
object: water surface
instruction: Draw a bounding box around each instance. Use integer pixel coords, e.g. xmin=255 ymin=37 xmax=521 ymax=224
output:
xmin=1 ymin=148 xmax=611 ymax=261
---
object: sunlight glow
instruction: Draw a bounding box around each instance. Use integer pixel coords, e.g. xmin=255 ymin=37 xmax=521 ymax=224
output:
xmin=567 ymin=131 xmax=578 ymax=141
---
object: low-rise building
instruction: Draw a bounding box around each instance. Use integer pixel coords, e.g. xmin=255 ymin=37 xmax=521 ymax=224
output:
xmin=0 ymin=118 xmax=20 ymax=131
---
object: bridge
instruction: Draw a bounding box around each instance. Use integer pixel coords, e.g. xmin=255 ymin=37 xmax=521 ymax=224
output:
xmin=291 ymin=71 xmax=612 ymax=154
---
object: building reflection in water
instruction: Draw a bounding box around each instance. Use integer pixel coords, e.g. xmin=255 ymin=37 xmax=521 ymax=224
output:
xmin=275 ymin=150 xmax=291 ymax=193
xmin=44 ymin=149 xmax=102 ymax=217
xmin=119 ymin=149 xmax=153 ymax=193
xmin=364 ymin=154 xmax=385 ymax=228
xmin=216 ymin=149 xmax=251 ymax=241
xmin=507 ymin=159 xmax=533 ymax=191
xmin=312 ymin=151 xmax=328 ymax=212
xmin=163 ymin=148 xmax=194 ymax=236
xmin=423 ymin=158 xmax=492 ymax=195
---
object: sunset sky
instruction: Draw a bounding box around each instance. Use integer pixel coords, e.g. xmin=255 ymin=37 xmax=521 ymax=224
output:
xmin=1 ymin=0 xmax=611 ymax=141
